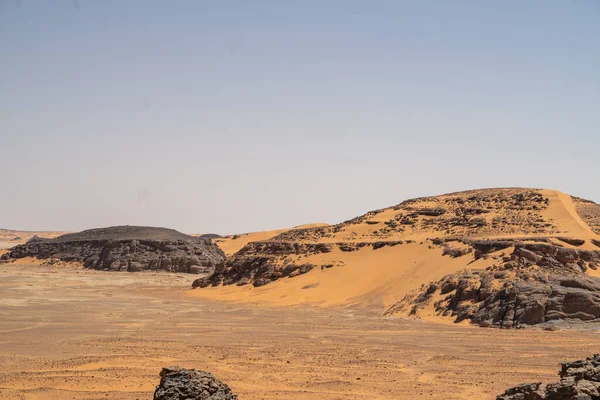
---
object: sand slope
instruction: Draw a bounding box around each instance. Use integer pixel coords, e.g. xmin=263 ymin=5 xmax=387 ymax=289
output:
xmin=192 ymin=189 xmax=600 ymax=313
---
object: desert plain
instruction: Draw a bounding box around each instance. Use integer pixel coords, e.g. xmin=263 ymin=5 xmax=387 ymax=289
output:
xmin=2 ymin=188 xmax=600 ymax=399
xmin=0 ymin=262 xmax=597 ymax=400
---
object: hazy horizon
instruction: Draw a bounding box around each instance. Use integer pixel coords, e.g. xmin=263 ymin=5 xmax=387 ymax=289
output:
xmin=1 ymin=1 xmax=598 ymax=234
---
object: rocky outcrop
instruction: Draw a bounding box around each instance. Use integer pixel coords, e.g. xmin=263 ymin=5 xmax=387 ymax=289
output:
xmin=497 ymin=354 xmax=600 ymax=399
xmin=2 ymin=226 xmax=225 ymax=274
xmin=200 ymin=233 xmax=222 ymax=239
xmin=193 ymin=259 xmax=316 ymax=288
xmin=556 ymin=237 xmax=586 ymax=246
xmin=386 ymin=243 xmax=600 ymax=328
xmin=27 ymin=235 xmax=47 ymax=243
xmin=154 ymin=367 xmax=237 ymax=400
xmin=235 ymin=241 xmax=335 ymax=256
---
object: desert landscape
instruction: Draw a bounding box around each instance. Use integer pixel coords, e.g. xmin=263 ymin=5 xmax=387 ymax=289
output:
xmin=2 ymin=188 xmax=600 ymax=399
xmin=3 ymin=2 xmax=597 ymax=398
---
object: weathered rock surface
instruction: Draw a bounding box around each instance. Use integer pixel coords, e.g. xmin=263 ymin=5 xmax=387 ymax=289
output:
xmin=386 ymin=242 xmax=600 ymax=328
xmin=154 ymin=367 xmax=237 ymax=400
xmin=268 ymin=189 xmax=556 ymax=244
xmin=497 ymin=354 xmax=600 ymax=399
xmin=2 ymin=226 xmax=225 ymax=274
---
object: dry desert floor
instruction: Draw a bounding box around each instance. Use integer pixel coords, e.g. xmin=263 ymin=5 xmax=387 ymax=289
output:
xmin=1 ymin=263 xmax=599 ymax=400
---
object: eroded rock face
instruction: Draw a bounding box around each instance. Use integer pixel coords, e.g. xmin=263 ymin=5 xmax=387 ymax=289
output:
xmin=497 ymin=354 xmax=600 ymax=399
xmin=154 ymin=367 xmax=237 ymax=400
xmin=386 ymin=242 xmax=600 ymax=328
xmin=2 ymin=226 xmax=225 ymax=274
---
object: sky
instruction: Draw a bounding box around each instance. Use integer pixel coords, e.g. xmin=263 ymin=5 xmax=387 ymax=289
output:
xmin=0 ymin=1 xmax=599 ymax=234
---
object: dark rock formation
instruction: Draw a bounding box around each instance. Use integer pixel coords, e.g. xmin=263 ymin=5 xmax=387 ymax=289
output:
xmin=412 ymin=207 xmax=447 ymax=217
xmin=193 ymin=258 xmax=316 ymax=288
xmin=200 ymin=233 xmax=222 ymax=239
xmin=386 ymin=243 xmax=600 ymax=328
xmin=27 ymin=235 xmax=47 ymax=243
xmin=2 ymin=226 xmax=225 ymax=274
xmin=497 ymin=354 xmax=600 ymax=399
xmin=154 ymin=367 xmax=237 ymax=400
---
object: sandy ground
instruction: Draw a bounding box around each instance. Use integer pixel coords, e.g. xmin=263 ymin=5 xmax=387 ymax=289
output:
xmin=190 ymin=243 xmax=500 ymax=309
xmin=0 ymin=230 xmax=67 ymax=249
xmin=1 ymin=264 xmax=599 ymax=400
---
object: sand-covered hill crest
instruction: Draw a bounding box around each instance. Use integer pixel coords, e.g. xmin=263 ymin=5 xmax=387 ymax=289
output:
xmin=267 ymin=188 xmax=600 ymax=244
xmin=194 ymin=188 xmax=600 ymax=328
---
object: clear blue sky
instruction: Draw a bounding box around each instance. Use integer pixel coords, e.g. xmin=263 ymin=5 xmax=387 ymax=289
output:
xmin=1 ymin=1 xmax=598 ymax=233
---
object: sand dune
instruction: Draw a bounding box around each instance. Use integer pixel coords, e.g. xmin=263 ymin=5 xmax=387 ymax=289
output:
xmin=192 ymin=243 xmax=497 ymax=309
xmin=192 ymin=189 xmax=600 ymax=317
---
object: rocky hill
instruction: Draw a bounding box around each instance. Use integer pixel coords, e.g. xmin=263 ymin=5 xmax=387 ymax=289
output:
xmin=194 ymin=188 xmax=600 ymax=328
xmin=2 ymin=226 xmax=225 ymax=274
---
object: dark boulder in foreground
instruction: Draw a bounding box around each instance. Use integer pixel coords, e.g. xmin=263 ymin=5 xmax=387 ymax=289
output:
xmin=497 ymin=354 xmax=600 ymax=399
xmin=154 ymin=367 xmax=237 ymax=400
xmin=1 ymin=226 xmax=225 ymax=274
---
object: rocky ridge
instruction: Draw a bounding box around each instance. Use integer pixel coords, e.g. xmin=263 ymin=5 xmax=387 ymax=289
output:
xmin=2 ymin=226 xmax=225 ymax=274
xmin=269 ymin=188 xmax=557 ymax=243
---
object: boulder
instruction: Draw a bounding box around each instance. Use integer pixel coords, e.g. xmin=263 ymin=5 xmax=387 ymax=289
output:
xmin=154 ymin=367 xmax=237 ymax=400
